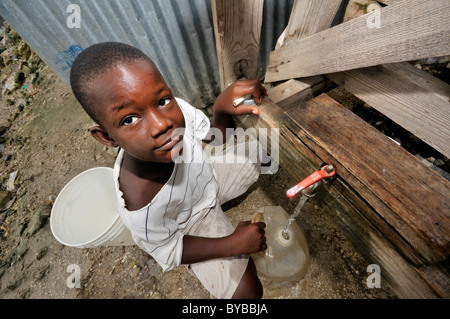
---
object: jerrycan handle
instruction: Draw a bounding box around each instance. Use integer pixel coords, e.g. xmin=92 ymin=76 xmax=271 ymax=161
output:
xmin=251 ymin=212 xmax=264 ymax=224
xmin=286 ymin=165 xmax=335 ymax=198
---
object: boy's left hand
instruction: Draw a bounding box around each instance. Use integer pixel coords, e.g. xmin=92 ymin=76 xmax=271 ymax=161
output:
xmin=214 ymin=78 xmax=268 ymax=116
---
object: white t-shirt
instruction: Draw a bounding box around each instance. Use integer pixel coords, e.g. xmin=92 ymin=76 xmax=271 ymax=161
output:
xmin=113 ymin=98 xmax=218 ymax=271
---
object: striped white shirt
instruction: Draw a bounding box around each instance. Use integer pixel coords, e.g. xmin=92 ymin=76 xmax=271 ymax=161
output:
xmin=114 ymin=98 xmax=218 ymax=271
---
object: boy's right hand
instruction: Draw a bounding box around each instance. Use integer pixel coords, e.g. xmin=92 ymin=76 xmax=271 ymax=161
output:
xmin=214 ymin=78 xmax=268 ymax=117
xmin=228 ymin=221 xmax=267 ymax=256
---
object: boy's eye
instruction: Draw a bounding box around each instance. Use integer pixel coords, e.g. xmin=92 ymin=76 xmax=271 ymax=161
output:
xmin=158 ymin=98 xmax=171 ymax=108
xmin=122 ymin=115 xmax=139 ymax=126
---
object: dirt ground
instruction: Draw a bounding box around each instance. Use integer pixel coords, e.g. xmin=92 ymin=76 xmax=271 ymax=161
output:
xmin=1 ymin=23 xmax=401 ymax=300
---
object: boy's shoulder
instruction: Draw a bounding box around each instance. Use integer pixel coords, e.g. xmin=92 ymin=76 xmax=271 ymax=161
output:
xmin=115 ymin=150 xmax=174 ymax=211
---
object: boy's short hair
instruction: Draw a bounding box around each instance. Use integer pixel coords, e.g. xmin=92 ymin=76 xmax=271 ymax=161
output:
xmin=70 ymin=41 xmax=155 ymax=125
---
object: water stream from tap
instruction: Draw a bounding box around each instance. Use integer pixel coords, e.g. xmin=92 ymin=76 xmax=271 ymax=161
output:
xmin=282 ymin=195 xmax=309 ymax=240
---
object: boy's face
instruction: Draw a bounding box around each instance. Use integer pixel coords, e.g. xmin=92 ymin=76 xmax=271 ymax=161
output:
xmin=86 ymin=59 xmax=185 ymax=163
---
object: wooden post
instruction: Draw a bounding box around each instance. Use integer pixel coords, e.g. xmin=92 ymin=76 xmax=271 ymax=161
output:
xmin=211 ymin=0 xmax=264 ymax=90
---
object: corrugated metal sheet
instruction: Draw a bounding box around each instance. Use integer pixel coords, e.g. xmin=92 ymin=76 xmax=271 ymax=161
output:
xmin=0 ymin=0 xmax=293 ymax=107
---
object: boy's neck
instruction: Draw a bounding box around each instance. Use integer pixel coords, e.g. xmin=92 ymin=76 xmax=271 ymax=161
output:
xmin=122 ymin=151 xmax=174 ymax=182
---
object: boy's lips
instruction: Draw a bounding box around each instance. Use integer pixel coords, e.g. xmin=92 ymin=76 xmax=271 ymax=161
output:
xmin=154 ymin=136 xmax=182 ymax=151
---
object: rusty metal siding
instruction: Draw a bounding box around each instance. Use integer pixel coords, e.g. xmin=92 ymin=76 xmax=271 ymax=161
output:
xmin=0 ymin=0 xmax=293 ymax=107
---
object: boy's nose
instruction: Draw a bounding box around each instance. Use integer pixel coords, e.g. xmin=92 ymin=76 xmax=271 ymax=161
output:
xmin=148 ymin=110 xmax=171 ymax=137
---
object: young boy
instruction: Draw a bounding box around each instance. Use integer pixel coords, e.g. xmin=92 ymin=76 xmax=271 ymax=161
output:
xmin=70 ymin=42 xmax=268 ymax=299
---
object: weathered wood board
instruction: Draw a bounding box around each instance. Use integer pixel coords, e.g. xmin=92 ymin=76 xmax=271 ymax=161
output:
xmin=265 ymin=0 xmax=450 ymax=81
xmin=326 ymin=62 xmax=450 ymax=158
xmin=284 ymin=94 xmax=450 ymax=264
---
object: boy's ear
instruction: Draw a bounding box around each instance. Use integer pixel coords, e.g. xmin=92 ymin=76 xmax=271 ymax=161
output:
xmin=89 ymin=126 xmax=119 ymax=148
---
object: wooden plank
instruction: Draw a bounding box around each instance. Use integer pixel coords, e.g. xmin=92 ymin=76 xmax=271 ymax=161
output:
xmin=326 ymin=62 xmax=450 ymax=158
xmin=237 ymin=94 xmax=439 ymax=297
xmin=282 ymin=126 xmax=440 ymax=298
xmin=267 ymin=77 xmax=333 ymax=107
xmin=284 ymin=94 xmax=450 ymax=263
xmin=324 ymin=0 xmax=450 ymax=158
xmin=281 ymin=0 xmax=343 ymax=46
xmin=315 ymin=169 xmax=440 ymax=298
xmin=265 ymin=0 xmax=450 ymax=82
xmin=416 ymin=260 xmax=450 ymax=298
xmin=382 ymin=63 xmax=450 ymax=103
xmin=211 ymin=0 xmax=264 ymax=90
xmin=281 ymin=128 xmax=426 ymax=268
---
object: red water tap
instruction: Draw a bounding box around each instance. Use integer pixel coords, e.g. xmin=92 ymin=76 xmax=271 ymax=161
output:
xmin=286 ymin=165 xmax=336 ymax=198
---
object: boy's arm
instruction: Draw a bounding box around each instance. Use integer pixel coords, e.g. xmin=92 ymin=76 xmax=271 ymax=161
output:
xmin=207 ymin=78 xmax=267 ymax=144
xmin=181 ymin=221 xmax=266 ymax=264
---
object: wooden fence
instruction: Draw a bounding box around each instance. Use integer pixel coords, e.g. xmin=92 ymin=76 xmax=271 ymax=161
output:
xmin=211 ymin=0 xmax=450 ymax=298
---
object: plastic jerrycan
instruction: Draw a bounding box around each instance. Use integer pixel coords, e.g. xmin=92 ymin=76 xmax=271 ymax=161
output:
xmin=251 ymin=206 xmax=310 ymax=282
